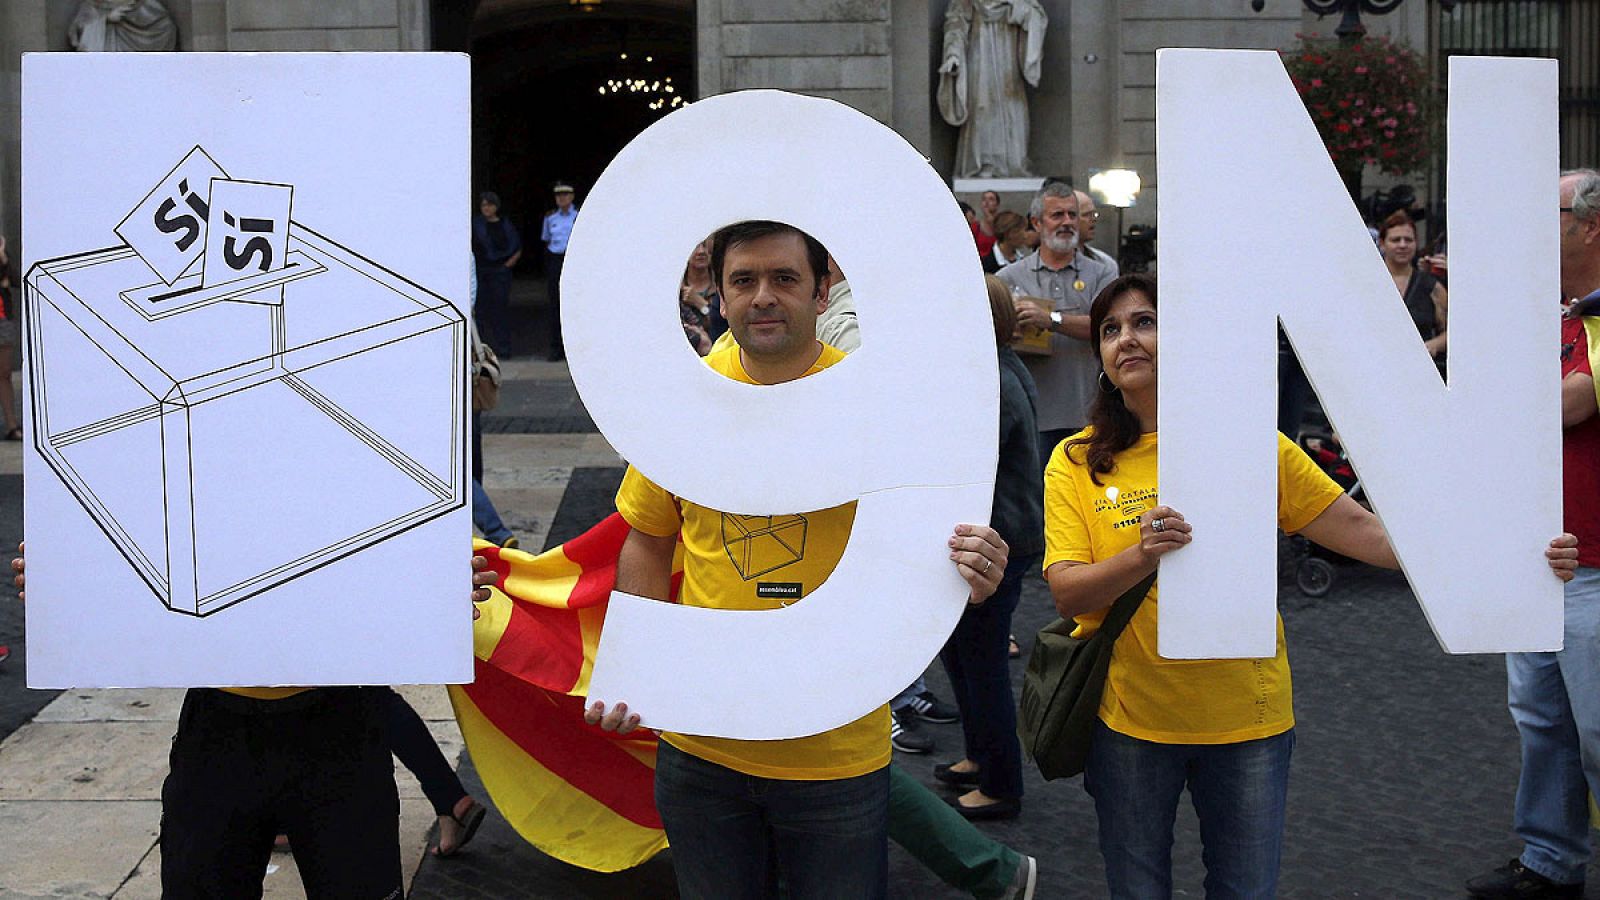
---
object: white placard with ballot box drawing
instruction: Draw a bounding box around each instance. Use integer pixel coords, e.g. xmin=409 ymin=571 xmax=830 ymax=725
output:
xmin=21 ymin=53 xmax=472 ymax=688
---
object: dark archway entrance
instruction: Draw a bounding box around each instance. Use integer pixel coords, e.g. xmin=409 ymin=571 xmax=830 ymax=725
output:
xmin=433 ymin=0 xmax=694 ymax=355
xmin=432 ymin=0 xmax=693 ymax=234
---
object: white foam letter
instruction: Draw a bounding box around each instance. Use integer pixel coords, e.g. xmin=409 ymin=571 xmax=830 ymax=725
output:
xmin=1156 ymin=50 xmax=1561 ymax=658
xmin=565 ymin=91 xmax=997 ymax=738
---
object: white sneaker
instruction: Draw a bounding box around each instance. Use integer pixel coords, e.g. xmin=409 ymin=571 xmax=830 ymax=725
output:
xmin=1008 ymin=854 xmax=1037 ymax=900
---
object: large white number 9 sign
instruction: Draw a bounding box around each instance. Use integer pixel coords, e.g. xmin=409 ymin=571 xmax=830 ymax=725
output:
xmin=565 ymin=90 xmax=997 ymax=740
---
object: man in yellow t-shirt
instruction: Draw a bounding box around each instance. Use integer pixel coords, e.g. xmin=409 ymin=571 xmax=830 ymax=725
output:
xmin=585 ymin=221 xmax=1008 ymax=899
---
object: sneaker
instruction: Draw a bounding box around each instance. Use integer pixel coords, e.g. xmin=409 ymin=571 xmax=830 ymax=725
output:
xmin=499 ymin=535 xmax=519 ymax=550
xmin=890 ymin=711 xmax=935 ymax=754
xmin=1007 ymin=854 xmax=1037 ymax=900
xmin=904 ymin=690 xmax=960 ymax=724
xmin=1466 ymin=858 xmax=1584 ymax=899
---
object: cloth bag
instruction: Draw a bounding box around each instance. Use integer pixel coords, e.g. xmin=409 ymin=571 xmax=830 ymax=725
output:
xmin=470 ymin=318 xmax=501 ymax=413
xmin=1018 ymin=572 xmax=1157 ymax=780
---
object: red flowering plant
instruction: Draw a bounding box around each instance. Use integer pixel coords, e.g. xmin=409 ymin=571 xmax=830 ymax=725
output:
xmin=1281 ymin=34 xmax=1436 ymax=180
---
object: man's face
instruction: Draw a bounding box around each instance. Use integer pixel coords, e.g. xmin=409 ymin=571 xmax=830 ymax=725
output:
xmin=1075 ymin=192 xmax=1099 ymax=243
xmin=981 ymin=191 xmax=1000 ymax=216
xmin=555 ymin=190 xmax=574 ymax=210
xmin=480 ymin=199 xmax=498 ymax=219
xmin=719 ymin=232 xmax=828 ymax=362
xmin=1034 ymin=194 xmax=1079 ymax=255
xmin=1559 ymin=175 xmax=1599 ymax=283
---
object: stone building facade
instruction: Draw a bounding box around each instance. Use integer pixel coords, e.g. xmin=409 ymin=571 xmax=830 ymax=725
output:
xmin=0 ymin=0 xmax=1431 ymax=264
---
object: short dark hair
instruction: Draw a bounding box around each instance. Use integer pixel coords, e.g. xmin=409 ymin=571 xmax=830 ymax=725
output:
xmin=1377 ymin=209 xmax=1415 ymax=242
xmin=709 ymin=221 xmax=830 ymax=296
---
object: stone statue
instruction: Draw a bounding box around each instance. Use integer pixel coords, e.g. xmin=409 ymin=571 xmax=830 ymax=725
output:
xmin=937 ymin=0 xmax=1048 ymax=179
xmin=68 ymin=0 xmax=178 ymax=52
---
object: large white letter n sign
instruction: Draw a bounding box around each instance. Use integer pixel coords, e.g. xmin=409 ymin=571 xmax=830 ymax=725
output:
xmin=1155 ymin=50 xmax=1562 ymax=658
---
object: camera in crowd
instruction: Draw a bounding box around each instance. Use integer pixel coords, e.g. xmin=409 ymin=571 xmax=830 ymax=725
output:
xmin=1359 ymin=183 xmax=1425 ymax=227
xmin=1119 ymin=225 xmax=1156 ymax=273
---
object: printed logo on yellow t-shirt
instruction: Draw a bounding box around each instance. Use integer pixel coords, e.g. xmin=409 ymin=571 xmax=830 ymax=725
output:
xmin=721 ymin=512 xmax=810 ymax=580
xmin=1095 ymin=484 xmax=1156 ymax=531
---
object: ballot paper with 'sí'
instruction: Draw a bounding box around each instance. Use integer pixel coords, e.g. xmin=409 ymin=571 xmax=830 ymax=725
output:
xmin=201 ymin=179 xmax=292 ymax=299
xmin=113 ymin=146 xmax=228 ymax=284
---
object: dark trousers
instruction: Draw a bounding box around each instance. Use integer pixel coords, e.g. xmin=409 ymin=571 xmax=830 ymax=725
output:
xmin=381 ymin=687 xmax=467 ymax=818
xmin=476 ymin=265 xmax=514 ymax=356
xmin=653 ymin=741 xmax=890 ymax=899
xmin=159 ymin=688 xmax=401 ymax=900
xmin=939 ymin=553 xmax=1035 ymax=801
xmin=545 ymin=250 xmax=565 ymax=359
xmin=1277 ymin=347 xmax=1313 ymax=440
xmin=1038 ymin=428 xmax=1078 ymax=475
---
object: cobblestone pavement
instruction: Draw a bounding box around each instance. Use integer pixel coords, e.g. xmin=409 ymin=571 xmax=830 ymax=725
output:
xmin=408 ymin=463 xmax=1600 ymax=898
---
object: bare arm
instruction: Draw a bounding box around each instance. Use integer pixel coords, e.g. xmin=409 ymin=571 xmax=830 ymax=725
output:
xmin=1295 ymin=494 xmax=1400 ymax=569
xmin=614 ymin=527 xmax=676 ymax=601
xmin=1015 ymin=299 xmax=1093 ymax=341
xmin=1424 ymin=282 xmax=1448 ymax=357
xmin=1046 ymin=506 xmax=1189 ymax=618
xmin=1562 ymin=371 xmax=1597 ymax=428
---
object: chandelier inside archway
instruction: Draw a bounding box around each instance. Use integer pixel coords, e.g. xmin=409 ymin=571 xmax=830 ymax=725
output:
xmin=596 ymin=51 xmax=685 ymax=112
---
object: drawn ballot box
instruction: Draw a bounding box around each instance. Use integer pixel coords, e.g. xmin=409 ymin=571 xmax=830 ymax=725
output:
xmin=24 ymin=224 xmax=467 ymax=616
xmin=721 ymin=513 xmax=809 ymax=580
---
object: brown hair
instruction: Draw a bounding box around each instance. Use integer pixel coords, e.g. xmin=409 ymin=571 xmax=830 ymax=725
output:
xmin=992 ymin=211 xmax=1026 ymax=244
xmin=984 ymin=275 xmax=1017 ymax=347
xmin=1062 ymin=273 xmax=1157 ymax=485
xmin=1378 ymin=209 xmax=1415 ymax=242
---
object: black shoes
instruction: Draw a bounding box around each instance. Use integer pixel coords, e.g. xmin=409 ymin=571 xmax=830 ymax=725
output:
xmin=948 ymin=795 xmax=1021 ymax=821
xmin=1466 ymin=859 xmax=1584 ymax=899
xmin=890 ymin=711 xmax=935 ymax=754
xmin=933 ymin=761 xmax=981 ymax=787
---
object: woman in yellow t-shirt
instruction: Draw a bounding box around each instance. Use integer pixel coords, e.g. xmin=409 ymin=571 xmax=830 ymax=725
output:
xmin=1043 ymin=273 xmax=1580 ymax=898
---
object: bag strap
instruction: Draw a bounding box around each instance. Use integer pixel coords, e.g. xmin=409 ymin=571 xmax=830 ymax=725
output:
xmin=1093 ymin=571 xmax=1158 ymax=642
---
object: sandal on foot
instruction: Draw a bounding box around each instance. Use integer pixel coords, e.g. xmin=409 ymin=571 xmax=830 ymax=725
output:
xmin=431 ymin=798 xmax=487 ymax=857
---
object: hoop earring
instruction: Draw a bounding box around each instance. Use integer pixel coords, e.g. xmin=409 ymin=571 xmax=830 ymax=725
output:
xmin=1098 ymin=371 xmax=1120 ymax=394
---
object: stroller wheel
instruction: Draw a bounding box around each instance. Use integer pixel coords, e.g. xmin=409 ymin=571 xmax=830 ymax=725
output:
xmin=1297 ymin=557 xmax=1335 ymax=598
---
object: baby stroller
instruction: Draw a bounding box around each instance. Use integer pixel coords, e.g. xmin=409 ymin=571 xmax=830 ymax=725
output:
xmin=1291 ymin=430 xmax=1366 ymax=597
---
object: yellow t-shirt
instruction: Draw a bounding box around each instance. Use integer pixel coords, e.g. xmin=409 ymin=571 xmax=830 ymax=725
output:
xmin=220 ymin=687 xmax=311 ymax=700
xmin=613 ymin=343 xmax=889 ymax=780
xmin=1043 ymin=430 xmax=1343 ymax=744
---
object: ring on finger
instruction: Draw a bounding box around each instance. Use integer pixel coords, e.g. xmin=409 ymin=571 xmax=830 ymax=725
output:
xmin=1152 ymin=517 xmax=1166 ymax=533
xmin=981 ymin=557 xmax=993 ymax=574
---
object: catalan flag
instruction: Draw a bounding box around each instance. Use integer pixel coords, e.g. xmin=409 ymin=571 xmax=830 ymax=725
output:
xmin=450 ymin=513 xmax=682 ymax=872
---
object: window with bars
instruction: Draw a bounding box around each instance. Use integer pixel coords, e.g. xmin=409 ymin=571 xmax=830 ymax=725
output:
xmin=1435 ymin=0 xmax=1599 ymax=167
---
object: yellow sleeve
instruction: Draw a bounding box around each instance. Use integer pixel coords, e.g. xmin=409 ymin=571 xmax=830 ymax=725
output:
xmin=614 ymin=465 xmax=684 ymax=538
xmin=1276 ymin=433 xmax=1345 ymax=534
xmin=1043 ymin=442 xmax=1094 ymax=570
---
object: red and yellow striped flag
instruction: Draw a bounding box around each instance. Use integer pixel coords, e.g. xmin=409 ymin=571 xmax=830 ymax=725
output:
xmin=450 ymin=513 xmax=683 ymax=872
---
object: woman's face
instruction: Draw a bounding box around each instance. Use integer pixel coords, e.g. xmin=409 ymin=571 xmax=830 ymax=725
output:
xmin=689 ymin=239 xmax=711 ymax=270
xmin=1098 ymin=290 xmax=1158 ymax=393
xmin=1382 ymin=222 xmax=1417 ymax=265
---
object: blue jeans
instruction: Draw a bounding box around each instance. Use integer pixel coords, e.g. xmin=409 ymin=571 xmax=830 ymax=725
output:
xmin=653 ymin=741 xmax=889 ymax=899
xmin=1508 ymin=565 xmax=1600 ymax=885
xmin=891 ymin=675 xmax=928 ymax=712
xmin=470 ymin=479 xmax=513 ymax=545
xmin=1083 ymin=722 xmax=1294 ymax=899
xmin=938 ymin=553 xmax=1036 ymax=800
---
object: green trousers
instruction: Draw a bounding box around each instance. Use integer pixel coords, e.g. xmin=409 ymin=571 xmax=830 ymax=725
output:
xmin=888 ymin=765 xmax=1022 ymax=898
